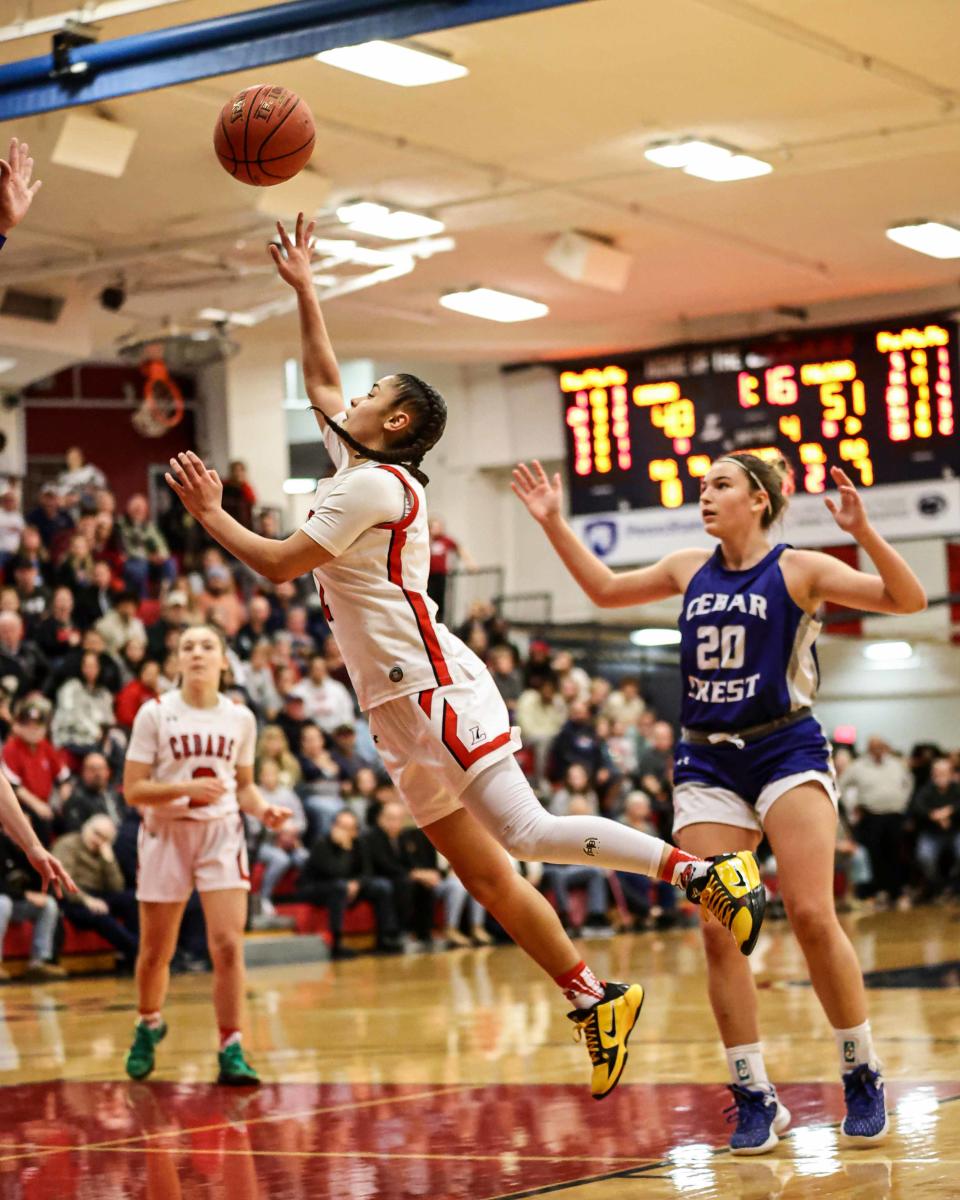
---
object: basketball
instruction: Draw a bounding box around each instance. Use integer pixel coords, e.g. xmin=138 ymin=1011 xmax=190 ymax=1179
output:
xmin=213 ymin=84 xmax=315 ymax=187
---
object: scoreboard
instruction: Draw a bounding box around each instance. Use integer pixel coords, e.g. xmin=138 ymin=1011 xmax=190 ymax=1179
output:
xmin=559 ymin=315 xmax=958 ymax=519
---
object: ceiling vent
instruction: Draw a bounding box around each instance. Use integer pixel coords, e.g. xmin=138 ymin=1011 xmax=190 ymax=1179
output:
xmin=0 ymin=289 xmax=66 ymax=323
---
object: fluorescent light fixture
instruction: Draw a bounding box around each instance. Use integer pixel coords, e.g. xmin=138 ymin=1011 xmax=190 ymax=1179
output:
xmin=336 ymin=201 xmax=444 ymax=240
xmin=644 ymin=138 xmax=772 ymax=182
xmin=197 ymin=308 xmax=257 ymax=327
xmin=886 ymin=220 xmax=960 ymax=259
xmin=862 ymin=640 xmax=913 ymax=662
xmin=630 ymin=628 xmax=682 ymax=647
xmin=0 ymin=357 xmax=17 ymax=375
xmin=283 ymin=478 xmax=317 ymax=495
xmin=315 ymin=40 xmax=467 ymax=87
xmin=439 ymin=287 xmax=548 ymax=323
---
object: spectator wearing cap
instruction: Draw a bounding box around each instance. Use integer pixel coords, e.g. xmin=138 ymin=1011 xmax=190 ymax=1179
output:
xmin=0 ymin=488 xmax=24 ymax=571
xmin=1 ymin=697 xmax=70 ymax=843
xmin=523 ymin=638 xmax=553 ymax=688
xmin=117 ymin=493 xmax=175 ymax=596
xmin=234 ymin=595 xmax=274 ymax=660
xmin=0 ymin=611 xmax=48 ymax=698
xmin=51 ymin=649 xmax=115 ymax=759
xmin=12 ymin=558 xmax=50 ymax=632
xmin=0 ymin=832 xmax=65 ymax=981
xmin=114 ymin=659 xmax=160 ymax=731
xmin=74 ymin=560 xmax=120 ymax=630
xmin=26 ymin=483 xmax=74 ymax=553
xmin=56 ymin=447 xmax=107 ymax=516
xmin=53 ymin=815 xmax=138 ymax=970
xmin=35 ymin=587 xmax=82 ymax=665
xmin=197 ymin=561 xmax=245 ymax=638
xmin=146 ymin=589 xmax=190 ymax=660
xmin=328 ymin=723 xmax=373 ymax=782
xmin=60 ymin=751 xmax=125 ymax=832
xmin=95 ymin=591 xmax=147 ymax=655
xmin=277 ymin=691 xmax=309 ymax=756
xmin=291 ymin=654 xmax=354 ymax=735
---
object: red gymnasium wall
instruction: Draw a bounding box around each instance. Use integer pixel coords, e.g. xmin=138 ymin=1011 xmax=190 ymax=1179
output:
xmin=23 ymin=363 xmax=197 ymax=506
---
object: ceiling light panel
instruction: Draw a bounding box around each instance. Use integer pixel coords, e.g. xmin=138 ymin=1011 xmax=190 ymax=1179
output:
xmin=439 ymin=288 xmax=548 ymax=323
xmin=315 ymin=40 xmax=467 ymax=87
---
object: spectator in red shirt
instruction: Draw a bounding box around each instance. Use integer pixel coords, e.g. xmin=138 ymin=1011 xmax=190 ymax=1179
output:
xmin=427 ymin=516 xmax=475 ymax=623
xmin=114 ymin=659 xmax=160 ymax=730
xmin=1 ymin=695 xmax=70 ymax=843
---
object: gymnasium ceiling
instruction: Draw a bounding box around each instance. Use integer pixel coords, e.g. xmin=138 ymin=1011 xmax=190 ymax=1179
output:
xmin=2 ymin=0 xmax=960 ymax=383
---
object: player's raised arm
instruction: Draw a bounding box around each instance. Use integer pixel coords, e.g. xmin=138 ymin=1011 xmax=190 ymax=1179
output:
xmin=166 ymin=451 xmax=333 ymax=583
xmin=798 ymin=467 xmax=927 ymax=614
xmin=511 ymin=460 xmax=689 ymax=608
xmin=269 ymin=212 xmax=344 ymax=423
xmin=0 ymin=137 xmax=43 ymax=241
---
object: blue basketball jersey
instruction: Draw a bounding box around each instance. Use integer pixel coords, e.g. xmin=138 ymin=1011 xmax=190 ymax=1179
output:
xmin=678 ymin=543 xmax=820 ymax=732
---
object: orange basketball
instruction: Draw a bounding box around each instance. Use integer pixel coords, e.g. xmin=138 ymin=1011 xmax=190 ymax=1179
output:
xmin=213 ymin=84 xmax=315 ymax=187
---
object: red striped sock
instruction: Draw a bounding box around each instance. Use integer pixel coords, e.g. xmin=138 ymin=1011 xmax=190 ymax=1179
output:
xmin=661 ymin=847 xmax=700 ymax=886
xmin=554 ymin=960 xmax=604 ymax=1009
xmin=219 ymin=1028 xmax=242 ymax=1050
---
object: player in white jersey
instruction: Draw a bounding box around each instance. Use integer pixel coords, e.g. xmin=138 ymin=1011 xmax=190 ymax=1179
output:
xmin=164 ymin=214 xmax=766 ymax=1101
xmin=123 ymin=624 xmax=290 ymax=1085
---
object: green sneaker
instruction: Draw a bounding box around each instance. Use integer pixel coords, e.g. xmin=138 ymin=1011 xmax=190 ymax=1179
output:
xmin=217 ymin=1041 xmax=260 ymax=1087
xmin=125 ymin=1020 xmax=167 ymax=1080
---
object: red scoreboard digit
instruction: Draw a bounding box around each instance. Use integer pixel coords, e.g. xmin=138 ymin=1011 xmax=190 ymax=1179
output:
xmin=559 ymin=315 xmax=957 ymax=517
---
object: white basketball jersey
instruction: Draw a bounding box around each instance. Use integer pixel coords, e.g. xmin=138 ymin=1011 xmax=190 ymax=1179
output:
xmin=299 ymin=414 xmax=483 ymax=712
xmin=126 ymin=690 xmax=256 ymax=828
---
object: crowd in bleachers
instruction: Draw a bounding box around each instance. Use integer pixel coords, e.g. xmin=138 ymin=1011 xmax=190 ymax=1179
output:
xmin=0 ymin=449 xmax=957 ymax=976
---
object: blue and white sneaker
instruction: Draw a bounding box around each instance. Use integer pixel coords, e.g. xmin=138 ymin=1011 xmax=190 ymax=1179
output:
xmin=725 ymin=1084 xmax=792 ymax=1155
xmin=841 ymin=1064 xmax=888 ymax=1144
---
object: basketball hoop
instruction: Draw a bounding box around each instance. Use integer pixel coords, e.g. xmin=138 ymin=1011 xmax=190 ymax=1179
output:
xmin=131 ymin=348 xmax=184 ymax=438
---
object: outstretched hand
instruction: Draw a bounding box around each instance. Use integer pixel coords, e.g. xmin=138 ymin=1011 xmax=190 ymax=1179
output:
xmin=0 ymin=138 xmax=42 ymax=235
xmin=511 ymin=460 xmax=564 ymax=525
xmin=823 ymin=466 xmax=870 ymax=539
xmin=166 ymin=451 xmax=224 ymax=523
xmin=269 ymin=211 xmax=317 ymax=291
xmin=27 ymin=845 xmax=77 ymax=899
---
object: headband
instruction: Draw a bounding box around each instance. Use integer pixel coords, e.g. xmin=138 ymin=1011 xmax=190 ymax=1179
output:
xmin=716 ymin=456 xmax=765 ymax=493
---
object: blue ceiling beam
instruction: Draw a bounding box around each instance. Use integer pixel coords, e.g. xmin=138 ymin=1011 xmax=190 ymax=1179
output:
xmin=0 ymin=0 xmax=586 ymax=121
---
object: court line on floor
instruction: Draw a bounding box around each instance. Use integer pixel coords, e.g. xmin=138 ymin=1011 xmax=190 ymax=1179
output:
xmin=0 ymin=1084 xmax=477 ymax=1165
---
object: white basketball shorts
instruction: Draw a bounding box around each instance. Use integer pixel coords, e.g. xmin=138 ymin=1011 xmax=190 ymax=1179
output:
xmin=368 ymin=669 xmax=522 ymax=828
xmin=136 ymin=814 xmax=250 ymax=903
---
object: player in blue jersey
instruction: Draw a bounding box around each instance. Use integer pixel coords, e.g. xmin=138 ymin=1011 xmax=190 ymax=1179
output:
xmin=513 ymin=453 xmax=926 ymax=1152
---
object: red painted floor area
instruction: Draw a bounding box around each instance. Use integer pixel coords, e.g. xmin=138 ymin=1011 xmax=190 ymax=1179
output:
xmin=0 ymin=1080 xmax=955 ymax=1199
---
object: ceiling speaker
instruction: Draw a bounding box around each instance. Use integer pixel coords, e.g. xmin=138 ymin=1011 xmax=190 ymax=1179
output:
xmin=545 ymin=230 xmax=632 ymax=293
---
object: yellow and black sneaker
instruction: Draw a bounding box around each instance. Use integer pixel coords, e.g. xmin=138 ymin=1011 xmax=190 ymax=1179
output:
xmin=568 ymin=981 xmax=644 ymax=1100
xmin=686 ymin=852 xmax=766 ymax=956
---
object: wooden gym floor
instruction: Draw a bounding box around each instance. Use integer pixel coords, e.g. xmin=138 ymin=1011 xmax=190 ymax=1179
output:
xmin=0 ymin=905 xmax=957 ymax=1198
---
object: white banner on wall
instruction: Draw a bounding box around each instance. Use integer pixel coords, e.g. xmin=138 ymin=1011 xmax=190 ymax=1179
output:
xmin=570 ymin=477 xmax=960 ymax=565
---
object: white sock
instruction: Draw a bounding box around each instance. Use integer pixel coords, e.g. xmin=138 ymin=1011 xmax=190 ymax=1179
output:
xmin=834 ymin=1020 xmax=879 ymax=1073
xmin=462 ymin=757 xmax=666 ymax=878
xmin=138 ymin=1011 xmax=163 ymax=1030
xmin=725 ymin=1042 xmax=772 ymax=1090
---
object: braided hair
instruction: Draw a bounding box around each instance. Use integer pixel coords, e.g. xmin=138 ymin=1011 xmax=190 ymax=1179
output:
xmin=311 ymin=374 xmax=447 ymax=486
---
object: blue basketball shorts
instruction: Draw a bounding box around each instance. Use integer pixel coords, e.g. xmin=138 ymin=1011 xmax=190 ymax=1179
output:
xmin=672 ymin=715 xmax=838 ymax=835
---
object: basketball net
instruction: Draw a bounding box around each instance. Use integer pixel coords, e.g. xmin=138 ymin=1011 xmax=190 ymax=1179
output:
xmin=132 ymin=343 xmax=185 ymax=438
